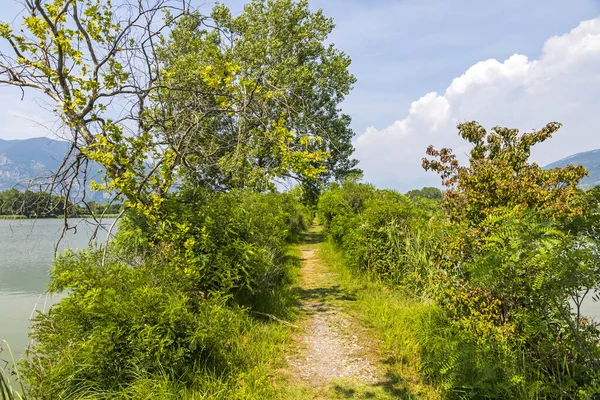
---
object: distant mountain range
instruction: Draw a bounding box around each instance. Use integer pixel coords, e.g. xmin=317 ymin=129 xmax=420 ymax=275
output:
xmin=2 ymin=137 xmax=600 ymax=196
xmin=544 ymin=149 xmax=600 ymax=189
xmin=0 ymin=137 xmax=70 ymax=190
xmin=0 ymin=137 xmax=107 ymax=201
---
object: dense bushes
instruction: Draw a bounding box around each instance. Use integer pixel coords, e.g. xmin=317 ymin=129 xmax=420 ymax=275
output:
xmin=115 ymin=189 xmax=311 ymax=296
xmin=318 ymin=180 xmax=441 ymax=289
xmin=318 ymin=122 xmax=600 ymax=398
xmin=319 ymin=182 xmax=600 ymax=398
xmin=22 ymin=190 xmax=310 ymax=398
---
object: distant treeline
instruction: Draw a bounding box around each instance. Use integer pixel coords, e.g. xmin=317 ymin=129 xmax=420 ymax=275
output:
xmin=0 ymin=188 xmax=121 ymax=218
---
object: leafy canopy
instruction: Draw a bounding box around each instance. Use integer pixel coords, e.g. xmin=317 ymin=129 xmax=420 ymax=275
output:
xmin=153 ymin=0 xmax=359 ymax=192
xmin=0 ymin=0 xmax=358 ymax=213
xmin=423 ymin=121 xmax=587 ymax=224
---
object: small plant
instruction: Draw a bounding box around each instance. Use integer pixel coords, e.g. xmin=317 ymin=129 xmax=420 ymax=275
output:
xmin=0 ymin=341 xmax=26 ymax=400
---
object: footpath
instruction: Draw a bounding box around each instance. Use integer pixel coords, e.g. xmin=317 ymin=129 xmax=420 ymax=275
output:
xmin=278 ymin=225 xmax=431 ymax=399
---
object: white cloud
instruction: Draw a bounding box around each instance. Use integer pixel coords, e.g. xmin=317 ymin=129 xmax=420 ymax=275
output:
xmin=354 ymin=16 xmax=600 ymax=191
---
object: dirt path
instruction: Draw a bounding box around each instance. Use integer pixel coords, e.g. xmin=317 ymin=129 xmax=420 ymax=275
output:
xmin=282 ymin=225 xmax=413 ymax=399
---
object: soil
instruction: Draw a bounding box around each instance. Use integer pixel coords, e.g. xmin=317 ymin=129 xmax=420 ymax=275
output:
xmin=284 ymin=227 xmax=386 ymax=396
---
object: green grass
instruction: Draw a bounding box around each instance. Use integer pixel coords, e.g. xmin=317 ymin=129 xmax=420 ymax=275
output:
xmin=277 ymin=377 xmax=427 ymax=400
xmin=317 ymin=240 xmax=441 ymax=400
xmin=77 ymin=214 xmax=122 ymax=219
xmin=1 ymin=341 xmax=26 ymax=400
xmin=0 ymin=215 xmax=27 ymax=220
xmin=267 ymin=227 xmax=440 ymax=399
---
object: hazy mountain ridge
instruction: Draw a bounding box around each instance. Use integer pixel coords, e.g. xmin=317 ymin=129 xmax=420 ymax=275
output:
xmin=0 ymin=138 xmax=70 ymax=190
xmin=544 ymin=149 xmax=600 ymax=189
xmin=2 ymin=137 xmax=600 ymax=195
xmin=0 ymin=137 xmax=107 ymax=201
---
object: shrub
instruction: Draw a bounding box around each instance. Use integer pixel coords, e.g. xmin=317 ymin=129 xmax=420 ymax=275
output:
xmin=21 ymin=190 xmax=308 ymax=398
xmin=318 ymin=176 xmax=600 ymax=397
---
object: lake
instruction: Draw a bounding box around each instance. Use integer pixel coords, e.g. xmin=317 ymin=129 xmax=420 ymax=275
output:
xmin=0 ymin=218 xmax=116 ymax=360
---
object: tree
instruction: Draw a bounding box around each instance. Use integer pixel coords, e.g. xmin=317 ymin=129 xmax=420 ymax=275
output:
xmin=155 ymin=0 xmax=359 ymax=192
xmin=0 ymin=188 xmax=21 ymax=215
xmin=0 ymin=0 xmax=191 ymax=220
xmin=0 ymin=0 xmax=358 ymax=222
xmin=422 ymin=121 xmax=587 ymax=224
xmin=406 ymin=186 xmax=443 ymax=201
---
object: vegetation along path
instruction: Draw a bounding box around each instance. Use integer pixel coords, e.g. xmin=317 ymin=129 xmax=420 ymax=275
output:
xmin=279 ymin=224 xmax=432 ymax=399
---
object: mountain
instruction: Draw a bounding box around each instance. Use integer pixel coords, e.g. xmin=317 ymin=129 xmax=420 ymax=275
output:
xmin=544 ymin=149 xmax=600 ymax=189
xmin=0 ymin=137 xmax=107 ymax=201
xmin=0 ymin=137 xmax=70 ymax=190
xmin=5 ymin=137 xmax=600 ymax=198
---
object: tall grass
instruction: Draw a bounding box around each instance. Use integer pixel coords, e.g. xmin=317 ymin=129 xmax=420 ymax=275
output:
xmin=320 ymin=239 xmax=541 ymax=399
xmin=0 ymin=341 xmax=26 ymax=400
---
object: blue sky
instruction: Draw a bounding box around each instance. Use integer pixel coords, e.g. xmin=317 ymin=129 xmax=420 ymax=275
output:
xmin=315 ymin=0 xmax=600 ymax=132
xmin=1 ymin=0 xmax=600 ymax=190
xmin=217 ymin=0 xmax=600 ymax=133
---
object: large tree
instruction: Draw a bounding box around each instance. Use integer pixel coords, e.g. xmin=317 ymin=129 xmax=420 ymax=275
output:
xmin=155 ymin=0 xmax=359 ymax=193
xmin=0 ymin=0 xmax=359 ymax=218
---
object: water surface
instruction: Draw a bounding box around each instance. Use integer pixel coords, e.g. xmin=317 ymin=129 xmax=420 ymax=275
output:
xmin=0 ymin=218 xmax=115 ymax=359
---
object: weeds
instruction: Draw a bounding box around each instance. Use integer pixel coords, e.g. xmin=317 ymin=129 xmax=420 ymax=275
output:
xmin=0 ymin=341 xmax=26 ymax=400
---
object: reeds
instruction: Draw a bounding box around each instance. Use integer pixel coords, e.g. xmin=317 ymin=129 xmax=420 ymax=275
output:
xmin=0 ymin=341 xmax=26 ymax=400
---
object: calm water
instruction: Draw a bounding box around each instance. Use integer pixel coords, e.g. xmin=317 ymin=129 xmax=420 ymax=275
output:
xmin=0 ymin=218 xmax=115 ymax=359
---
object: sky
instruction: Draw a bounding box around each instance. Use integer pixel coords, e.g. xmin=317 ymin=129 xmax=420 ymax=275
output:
xmin=1 ymin=0 xmax=600 ymax=191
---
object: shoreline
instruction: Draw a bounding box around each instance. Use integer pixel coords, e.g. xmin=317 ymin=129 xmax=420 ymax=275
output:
xmin=0 ymin=214 xmax=120 ymax=220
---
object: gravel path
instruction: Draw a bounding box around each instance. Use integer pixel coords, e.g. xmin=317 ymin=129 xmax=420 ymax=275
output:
xmin=286 ymin=245 xmax=381 ymax=388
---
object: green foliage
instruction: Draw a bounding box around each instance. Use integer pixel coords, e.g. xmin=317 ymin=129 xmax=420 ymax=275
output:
xmin=0 ymin=188 xmax=122 ymax=218
xmin=156 ymin=0 xmax=359 ymax=192
xmin=21 ymin=190 xmax=308 ymax=398
xmin=113 ymin=189 xmax=310 ymax=296
xmin=26 ymin=251 xmax=242 ymax=397
xmin=421 ymin=122 xmax=600 ymax=396
xmin=0 ymin=189 xmax=75 ymax=218
xmin=318 ymin=180 xmax=440 ymax=289
xmin=423 ymin=121 xmax=587 ymax=223
xmin=405 ymin=186 xmax=443 ymax=201
xmin=0 ymin=0 xmax=357 ymax=225
xmin=1 ymin=341 xmax=27 ymax=400
xmin=1 ymin=1 xmax=354 ymax=398
xmin=319 ymin=121 xmax=600 ymax=398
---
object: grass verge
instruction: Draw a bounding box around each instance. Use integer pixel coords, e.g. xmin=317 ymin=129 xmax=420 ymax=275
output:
xmin=318 ymin=240 xmax=442 ymax=400
xmin=1 ymin=341 xmax=26 ymax=400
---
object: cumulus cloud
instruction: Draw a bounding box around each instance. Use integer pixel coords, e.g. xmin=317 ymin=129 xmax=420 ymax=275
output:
xmin=354 ymin=16 xmax=600 ymax=191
